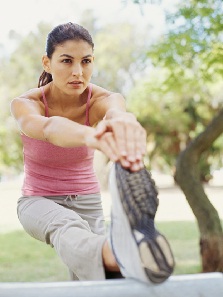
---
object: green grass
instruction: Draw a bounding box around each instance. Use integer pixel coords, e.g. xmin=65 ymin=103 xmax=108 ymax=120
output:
xmin=0 ymin=231 xmax=68 ymax=282
xmin=0 ymin=221 xmax=202 ymax=282
xmin=157 ymin=221 xmax=202 ymax=275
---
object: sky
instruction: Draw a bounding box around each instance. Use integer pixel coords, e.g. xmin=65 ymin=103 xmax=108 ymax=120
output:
xmin=0 ymin=0 xmax=178 ymax=55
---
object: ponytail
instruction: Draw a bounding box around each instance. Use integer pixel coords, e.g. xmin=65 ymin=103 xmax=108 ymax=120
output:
xmin=38 ymin=71 xmax=52 ymax=87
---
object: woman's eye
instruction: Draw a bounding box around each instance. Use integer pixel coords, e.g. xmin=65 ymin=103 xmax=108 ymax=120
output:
xmin=62 ymin=59 xmax=72 ymax=63
xmin=82 ymin=59 xmax=91 ymax=64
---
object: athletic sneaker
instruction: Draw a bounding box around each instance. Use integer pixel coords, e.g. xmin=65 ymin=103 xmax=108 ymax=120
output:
xmin=109 ymin=162 xmax=175 ymax=284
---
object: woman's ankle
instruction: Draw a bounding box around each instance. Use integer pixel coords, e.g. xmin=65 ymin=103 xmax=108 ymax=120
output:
xmin=102 ymin=240 xmax=120 ymax=272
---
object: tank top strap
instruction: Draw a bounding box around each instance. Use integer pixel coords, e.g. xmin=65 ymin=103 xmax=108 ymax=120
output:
xmin=85 ymin=84 xmax=92 ymax=126
xmin=40 ymin=87 xmax=49 ymax=117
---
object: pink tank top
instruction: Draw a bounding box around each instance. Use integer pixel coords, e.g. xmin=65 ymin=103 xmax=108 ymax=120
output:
xmin=21 ymin=84 xmax=100 ymax=196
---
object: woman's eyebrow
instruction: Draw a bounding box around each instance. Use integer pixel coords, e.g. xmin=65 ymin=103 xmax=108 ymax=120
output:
xmin=82 ymin=54 xmax=93 ymax=58
xmin=59 ymin=54 xmax=74 ymax=59
xmin=59 ymin=54 xmax=93 ymax=59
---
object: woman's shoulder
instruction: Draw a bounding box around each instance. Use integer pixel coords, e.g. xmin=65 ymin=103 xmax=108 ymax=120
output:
xmin=11 ymin=87 xmax=44 ymax=107
xmin=90 ymin=83 xmax=124 ymax=105
xmin=91 ymin=84 xmax=112 ymax=99
xmin=88 ymin=84 xmax=126 ymax=123
xmin=18 ymin=87 xmax=42 ymax=101
xmin=10 ymin=87 xmax=45 ymax=114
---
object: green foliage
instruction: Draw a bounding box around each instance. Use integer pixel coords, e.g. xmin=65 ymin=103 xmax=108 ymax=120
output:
xmin=127 ymin=0 xmax=223 ymax=178
xmin=0 ymin=22 xmax=53 ymax=175
xmin=154 ymin=0 xmax=223 ymax=80
xmin=93 ymin=22 xmax=149 ymax=94
xmin=0 ymin=120 xmax=23 ymax=172
xmin=6 ymin=22 xmax=53 ymax=95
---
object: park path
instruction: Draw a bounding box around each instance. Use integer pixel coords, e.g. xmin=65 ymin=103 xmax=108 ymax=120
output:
xmin=0 ymin=176 xmax=222 ymax=233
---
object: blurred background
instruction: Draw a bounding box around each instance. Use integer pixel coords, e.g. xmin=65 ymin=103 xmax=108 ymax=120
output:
xmin=0 ymin=0 xmax=222 ymax=282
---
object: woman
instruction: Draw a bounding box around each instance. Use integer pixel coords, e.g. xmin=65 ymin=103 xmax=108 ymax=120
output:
xmin=11 ymin=22 xmax=174 ymax=283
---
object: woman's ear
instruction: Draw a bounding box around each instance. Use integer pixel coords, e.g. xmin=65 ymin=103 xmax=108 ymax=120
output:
xmin=42 ymin=55 xmax=51 ymax=73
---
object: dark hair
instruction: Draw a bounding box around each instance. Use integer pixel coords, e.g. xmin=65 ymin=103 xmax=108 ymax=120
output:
xmin=38 ymin=22 xmax=94 ymax=87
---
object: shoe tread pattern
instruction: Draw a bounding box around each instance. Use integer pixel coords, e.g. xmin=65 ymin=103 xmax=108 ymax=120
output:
xmin=114 ymin=162 xmax=175 ymax=283
xmin=115 ymin=162 xmax=159 ymax=229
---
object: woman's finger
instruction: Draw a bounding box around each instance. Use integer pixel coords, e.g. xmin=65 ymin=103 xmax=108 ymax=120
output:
xmin=94 ymin=117 xmax=147 ymax=170
xmin=94 ymin=120 xmax=112 ymax=137
xmin=97 ymin=132 xmax=119 ymax=162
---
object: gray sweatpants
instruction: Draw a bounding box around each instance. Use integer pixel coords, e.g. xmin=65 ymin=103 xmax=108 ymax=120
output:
xmin=17 ymin=194 xmax=107 ymax=281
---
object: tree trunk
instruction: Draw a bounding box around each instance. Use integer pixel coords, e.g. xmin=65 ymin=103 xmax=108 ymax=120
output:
xmin=175 ymin=108 xmax=223 ymax=272
xmin=200 ymin=235 xmax=223 ymax=272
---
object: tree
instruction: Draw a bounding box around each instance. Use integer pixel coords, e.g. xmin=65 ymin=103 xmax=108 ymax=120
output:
xmin=163 ymin=0 xmax=223 ymax=272
xmin=129 ymin=0 xmax=223 ymax=272
xmin=127 ymin=71 xmax=223 ymax=174
xmin=175 ymin=109 xmax=223 ymax=272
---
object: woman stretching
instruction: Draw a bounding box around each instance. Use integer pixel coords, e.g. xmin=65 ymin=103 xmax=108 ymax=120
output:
xmin=11 ymin=22 xmax=174 ymax=283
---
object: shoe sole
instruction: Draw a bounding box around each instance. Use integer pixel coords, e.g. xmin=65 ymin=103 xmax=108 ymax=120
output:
xmin=114 ymin=162 xmax=175 ymax=284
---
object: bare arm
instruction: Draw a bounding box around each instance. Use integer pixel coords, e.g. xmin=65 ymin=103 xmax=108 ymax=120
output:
xmin=10 ymin=94 xmax=125 ymax=163
xmin=10 ymin=97 xmax=95 ymax=147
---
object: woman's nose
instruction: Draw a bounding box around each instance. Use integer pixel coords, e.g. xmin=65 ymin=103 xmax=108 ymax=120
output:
xmin=72 ymin=64 xmax=82 ymax=77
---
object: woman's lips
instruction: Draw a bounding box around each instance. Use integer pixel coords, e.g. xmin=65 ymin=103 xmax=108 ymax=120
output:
xmin=69 ymin=81 xmax=82 ymax=84
xmin=68 ymin=81 xmax=83 ymax=88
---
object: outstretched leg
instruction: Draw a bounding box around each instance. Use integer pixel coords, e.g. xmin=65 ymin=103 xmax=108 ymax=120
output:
xmin=109 ymin=162 xmax=175 ymax=284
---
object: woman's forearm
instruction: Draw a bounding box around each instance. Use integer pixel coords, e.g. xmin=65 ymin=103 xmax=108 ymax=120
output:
xmin=43 ymin=116 xmax=95 ymax=147
xmin=104 ymin=108 xmax=136 ymax=121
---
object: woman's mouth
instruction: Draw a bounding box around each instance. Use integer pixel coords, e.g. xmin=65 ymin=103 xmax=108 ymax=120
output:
xmin=69 ymin=81 xmax=83 ymax=85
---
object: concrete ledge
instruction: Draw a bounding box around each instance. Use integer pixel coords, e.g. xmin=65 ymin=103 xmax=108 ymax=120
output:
xmin=0 ymin=273 xmax=222 ymax=297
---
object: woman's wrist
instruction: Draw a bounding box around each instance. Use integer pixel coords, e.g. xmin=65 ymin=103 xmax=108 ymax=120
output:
xmin=105 ymin=108 xmax=136 ymax=121
xmin=84 ymin=126 xmax=97 ymax=148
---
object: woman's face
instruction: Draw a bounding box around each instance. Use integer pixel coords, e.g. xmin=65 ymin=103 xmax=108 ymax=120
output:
xmin=45 ymin=39 xmax=94 ymax=95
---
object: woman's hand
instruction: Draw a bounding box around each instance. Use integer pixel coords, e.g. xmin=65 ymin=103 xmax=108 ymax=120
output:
xmin=94 ymin=113 xmax=147 ymax=171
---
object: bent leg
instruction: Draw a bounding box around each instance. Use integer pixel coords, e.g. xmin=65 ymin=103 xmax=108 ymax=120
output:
xmin=17 ymin=196 xmax=106 ymax=280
